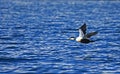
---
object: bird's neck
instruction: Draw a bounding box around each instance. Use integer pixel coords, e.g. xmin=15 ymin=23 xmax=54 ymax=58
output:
xmin=76 ymin=37 xmax=82 ymax=42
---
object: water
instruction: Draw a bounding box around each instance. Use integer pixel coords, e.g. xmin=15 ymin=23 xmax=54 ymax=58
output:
xmin=0 ymin=0 xmax=120 ymax=74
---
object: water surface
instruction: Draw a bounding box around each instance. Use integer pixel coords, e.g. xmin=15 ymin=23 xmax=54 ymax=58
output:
xmin=0 ymin=0 xmax=120 ymax=74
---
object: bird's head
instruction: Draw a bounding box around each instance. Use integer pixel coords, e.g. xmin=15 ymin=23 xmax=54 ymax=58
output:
xmin=69 ymin=37 xmax=76 ymax=40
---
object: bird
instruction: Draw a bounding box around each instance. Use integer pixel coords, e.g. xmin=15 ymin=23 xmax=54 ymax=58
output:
xmin=69 ymin=23 xmax=98 ymax=43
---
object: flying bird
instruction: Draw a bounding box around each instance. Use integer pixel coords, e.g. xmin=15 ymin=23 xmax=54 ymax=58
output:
xmin=69 ymin=23 xmax=98 ymax=43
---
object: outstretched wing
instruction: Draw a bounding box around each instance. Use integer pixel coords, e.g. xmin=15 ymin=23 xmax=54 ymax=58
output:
xmin=80 ymin=23 xmax=86 ymax=35
xmin=86 ymin=32 xmax=98 ymax=38
xmin=79 ymin=29 xmax=84 ymax=38
xmin=78 ymin=23 xmax=86 ymax=38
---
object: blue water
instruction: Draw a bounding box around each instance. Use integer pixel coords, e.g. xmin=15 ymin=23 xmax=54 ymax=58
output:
xmin=0 ymin=0 xmax=120 ymax=74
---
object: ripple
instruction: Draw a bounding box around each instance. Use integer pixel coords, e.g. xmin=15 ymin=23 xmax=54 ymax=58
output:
xmin=0 ymin=36 xmax=12 ymax=40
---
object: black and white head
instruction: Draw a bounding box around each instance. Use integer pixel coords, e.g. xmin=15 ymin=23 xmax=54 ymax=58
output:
xmin=69 ymin=37 xmax=76 ymax=40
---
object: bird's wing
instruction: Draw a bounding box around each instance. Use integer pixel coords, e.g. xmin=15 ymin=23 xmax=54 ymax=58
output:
xmin=78 ymin=23 xmax=86 ymax=38
xmin=86 ymin=31 xmax=98 ymax=38
xmin=80 ymin=23 xmax=86 ymax=35
xmin=79 ymin=29 xmax=84 ymax=38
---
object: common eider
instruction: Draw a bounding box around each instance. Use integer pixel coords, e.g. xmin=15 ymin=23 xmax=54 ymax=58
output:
xmin=69 ymin=23 xmax=98 ymax=43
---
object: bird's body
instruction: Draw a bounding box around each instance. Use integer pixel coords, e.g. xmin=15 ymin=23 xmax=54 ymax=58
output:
xmin=76 ymin=37 xmax=82 ymax=42
xmin=69 ymin=23 xmax=97 ymax=43
xmin=80 ymin=39 xmax=91 ymax=43
xmin=76 ymin=37 xmax=90 ymax=43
